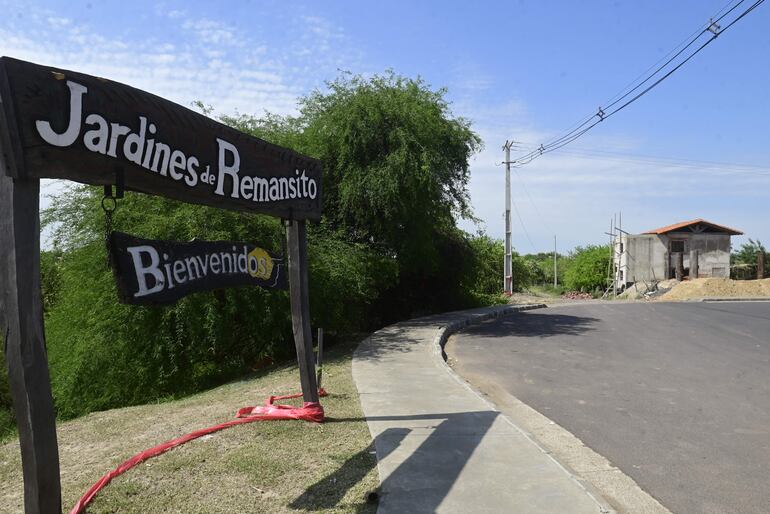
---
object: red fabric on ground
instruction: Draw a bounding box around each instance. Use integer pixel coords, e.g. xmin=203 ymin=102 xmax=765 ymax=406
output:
xmin=70 ymin=391 xmax=326 ymax=514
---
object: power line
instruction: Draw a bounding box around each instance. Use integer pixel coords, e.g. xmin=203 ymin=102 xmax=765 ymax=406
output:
xmin=509 ymin=0 xmax=765 ymax=167
xmin=553 ymin=147 xmax=770 ymax=178
xmin=511 ymin=141 xmax=770 ymax=176
xmin=519 ymin=1 xmax=736 ymax=158
xmin=510 ymin=194 xmax=537 ymax=252
xmin=511 ymin=166 xmax=557 ymax=234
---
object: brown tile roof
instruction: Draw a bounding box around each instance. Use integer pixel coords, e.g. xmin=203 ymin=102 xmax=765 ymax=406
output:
xmin=643 ymin=218 xmax=743 ymax=235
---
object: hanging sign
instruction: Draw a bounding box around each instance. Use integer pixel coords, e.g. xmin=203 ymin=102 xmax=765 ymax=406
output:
xmin=109 ymin=231 xmax=287 ymax=305
xmin=0 ymin=56 xmax=322 ymax=219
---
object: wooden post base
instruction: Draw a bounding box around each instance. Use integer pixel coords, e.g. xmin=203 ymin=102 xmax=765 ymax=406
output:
xmin=0 ymin=176 xmax=62 ymax=513
xmin=285 ymin=219 xmax=319 ymax=404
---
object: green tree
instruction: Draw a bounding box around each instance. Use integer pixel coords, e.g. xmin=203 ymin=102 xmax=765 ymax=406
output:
xmin=467 ymin=233 xmax=504 ymax=296
xmin=731 ymin=239 xmax=767 ymax=279
xmin=563 ymin=245 xmax=611 ymax=292
xmin=225 ymin=71 xmax=483 ymax=318
xmin=523 ymin=252 xmax=570 ymax=287
xmin=300 ymin=72 xmax=481 ymax=264
xmin=35 ymin=70 xmax=484 ymax=419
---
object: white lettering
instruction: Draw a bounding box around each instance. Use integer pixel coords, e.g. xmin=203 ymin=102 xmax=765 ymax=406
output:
xmin=127 ymin=245 xmax=165 ymax=297
xmin=238 ymin=246 xmax=248 ymax=272
xmin=240 ymin=175 xmax=253 ymax=200
xmin=268 ymin=177 xmax=280 ymax=201
xmin=300 ymin=171 xmax=309 ymax=197
xmin=172 ymin=260 xmax=187 ymax=283
xmin=185 ymin=156 xmax=199 ymax=187
xmin=123 ymin=116 xmax=147 ymax=165
xmin=184 ymin=256 xmax=200 ymax=280
xmin=151 ymin=142 xmax=171 ymax=175
xmin=194 ymin=255 xmax=209 ymax=275
xmin=83 ymin=114 xmax=109 ymax=154
xmin=253 ymin=177 xmax=269 ymax=201
xmin=107 ymin=123 xmax=131 ymax=157
xmin=214 ymin=138 xmax=240 ymax=198
xmin=35 ymin=80 xmax=87 ymax=147
xmin=169 ymin=150 xmax=186 ymax=180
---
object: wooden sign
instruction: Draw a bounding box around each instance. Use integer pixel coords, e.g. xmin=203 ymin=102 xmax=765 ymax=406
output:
xmin=110 ymin=231 xmax=287 ymax=305
xmin=0 ymin=56 xmax=322 ymax=219
xmin=0 ymin=57 xmax=322 ymax=513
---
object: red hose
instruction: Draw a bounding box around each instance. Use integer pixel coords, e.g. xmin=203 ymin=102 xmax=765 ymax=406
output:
xmin=70 ymin=389 xmax=327 ymax=514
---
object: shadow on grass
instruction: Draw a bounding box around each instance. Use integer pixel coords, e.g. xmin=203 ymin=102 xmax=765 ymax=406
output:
xmin=289 ymin=427 xmax=409 ymax=512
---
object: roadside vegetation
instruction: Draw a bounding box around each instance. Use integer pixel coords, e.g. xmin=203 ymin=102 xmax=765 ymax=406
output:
xmin=730 ymin=239 xmax=768 ymax=279
xmin=515 ymin=245 xmax=612 ymax=297
xmin=1 ymin=71 xmax=506 ymax=437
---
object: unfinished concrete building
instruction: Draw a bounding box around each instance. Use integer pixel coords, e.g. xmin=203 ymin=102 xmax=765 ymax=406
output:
xmin=614 ymin=219 xmax=743 ymax=289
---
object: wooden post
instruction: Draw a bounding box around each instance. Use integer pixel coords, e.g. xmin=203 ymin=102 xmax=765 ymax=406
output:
xmin=675 ymin=252 xmax=684 ymax=281
xmin=285 ymin=220 xmax=319 ymax=403
xmin=758 ymin=251 xmax=766 ymax=280
xmin=316 ymin=327 xmax=324 ymax=390
xmin=0 ymin=175 xmax=62 ymax=514
xmin=690 ymin=250 xmax=699 ymax=280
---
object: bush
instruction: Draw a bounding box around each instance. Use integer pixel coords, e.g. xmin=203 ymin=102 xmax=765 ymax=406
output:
xmin=34 ymin=70 xmax=489 ymax=420
xmin=563 ymin=245 xmax=611 ymax=293
xmin=731 ymin=239 xmax=768 ymax=279
xmin=464 ymin=233 xmax=532 ymax=301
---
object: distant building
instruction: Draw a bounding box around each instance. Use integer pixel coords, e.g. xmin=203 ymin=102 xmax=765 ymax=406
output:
xmin=614 ymin=218 xmax=743 ymax=289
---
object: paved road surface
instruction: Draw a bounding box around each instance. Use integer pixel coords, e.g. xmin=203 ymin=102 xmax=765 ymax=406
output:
xmin=447 ymin=302 xmax=770 ymax=514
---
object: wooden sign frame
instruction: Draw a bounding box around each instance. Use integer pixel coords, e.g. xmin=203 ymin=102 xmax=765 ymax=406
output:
xmin=0 ymin=57 xmax=321 ymax=513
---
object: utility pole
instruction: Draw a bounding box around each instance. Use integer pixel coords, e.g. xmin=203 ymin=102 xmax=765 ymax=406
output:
xmin=553 ymin=235 xmax=558 ymax=288
xmin=503 ymin=141 xmax=515 ymax=295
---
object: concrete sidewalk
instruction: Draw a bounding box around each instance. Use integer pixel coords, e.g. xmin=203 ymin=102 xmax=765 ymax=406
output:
xmin=352 ymin=305 xmax=613 ymax=514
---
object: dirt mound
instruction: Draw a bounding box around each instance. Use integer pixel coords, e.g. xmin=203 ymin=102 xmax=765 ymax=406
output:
xmin=658 ymin=278 xmax=770 ymax=301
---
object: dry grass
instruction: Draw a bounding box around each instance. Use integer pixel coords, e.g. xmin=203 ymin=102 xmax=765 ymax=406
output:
xmin=0 ymin=341 xmax=378 ymax=513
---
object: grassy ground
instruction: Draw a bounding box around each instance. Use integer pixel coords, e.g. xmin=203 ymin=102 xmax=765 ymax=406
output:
xmin=0 ymin=340 xmax=378 ymax=513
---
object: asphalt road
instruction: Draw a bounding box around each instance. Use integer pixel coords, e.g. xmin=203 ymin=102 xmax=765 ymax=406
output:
xmin=447 ymin=302 xmax=770 ymax=514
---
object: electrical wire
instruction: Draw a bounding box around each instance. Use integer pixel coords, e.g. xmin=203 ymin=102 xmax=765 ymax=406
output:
xmin=509 ymin=0 xmax=765 ymax=167
xmin=510 ymin=194 xmax=537 ymax=252
xmin=553 ymin=147 xmax=770 ymax=178
xmin=512 ymin=166 xmax=557 ymax=235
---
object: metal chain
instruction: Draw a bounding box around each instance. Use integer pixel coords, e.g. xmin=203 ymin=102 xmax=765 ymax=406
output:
xmin=102 ymin=195 xmax=117 ymax=267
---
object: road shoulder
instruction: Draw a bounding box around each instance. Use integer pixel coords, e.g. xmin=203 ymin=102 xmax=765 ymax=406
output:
xmin=353 ymin=305 xmax=614 ymax=513
xmin=445 ymin=333 xmax=671 ymax=514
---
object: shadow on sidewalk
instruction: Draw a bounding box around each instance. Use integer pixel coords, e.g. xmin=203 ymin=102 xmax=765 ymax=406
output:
xmin=291 ymin=411 xmax=498 ymax=512
xmin=372 ymin=411 xmax=498 ymax=511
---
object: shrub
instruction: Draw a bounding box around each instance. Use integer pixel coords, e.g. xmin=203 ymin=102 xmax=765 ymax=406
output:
xmin=563 ymin=245 xmax=611 ymax=293
xmin=35 ymin=70 xmax=488 ymax=420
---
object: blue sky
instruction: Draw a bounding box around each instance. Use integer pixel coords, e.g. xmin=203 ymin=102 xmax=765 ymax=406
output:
xmin=2 ymin=0 xmax=768 ymax=253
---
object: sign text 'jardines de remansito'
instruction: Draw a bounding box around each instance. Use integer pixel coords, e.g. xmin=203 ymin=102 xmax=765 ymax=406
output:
xmin=0 ymin=57 xmax=322 ymax=219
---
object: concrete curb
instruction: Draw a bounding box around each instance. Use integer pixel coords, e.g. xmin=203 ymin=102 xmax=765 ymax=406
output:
xmin=697 ymin=297 xmax=770 ymax=302
xmin=353 ymin=303 xmax=616 ymax=513
xmin=429 ymin=304 xmax=615 ymax=514
xmin=432 ymin=303 xmax=545 ymax=362
xmin=442 ymin=304 xmax=674 ymax=514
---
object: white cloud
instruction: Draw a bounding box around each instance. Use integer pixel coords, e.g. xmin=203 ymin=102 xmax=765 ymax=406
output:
xmin=0 ymin=4 xmax=358 ymax=118
xmin=0 ymin=2 xmax=359 ymax=246
xmin=456 ymin=95 xmax=770 ymax=252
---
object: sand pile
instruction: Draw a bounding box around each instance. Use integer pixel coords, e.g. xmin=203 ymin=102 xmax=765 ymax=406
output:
xmin=659 ymin=278 xmax=770 ymax=301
